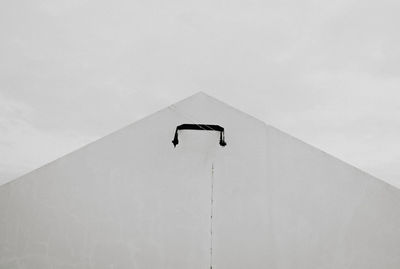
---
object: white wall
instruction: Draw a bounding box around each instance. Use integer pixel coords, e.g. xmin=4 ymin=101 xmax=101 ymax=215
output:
xmin=1 ymin=93 xmax=400 ymax=268
xmin=266 ymin=126 xmax=400 ymax=268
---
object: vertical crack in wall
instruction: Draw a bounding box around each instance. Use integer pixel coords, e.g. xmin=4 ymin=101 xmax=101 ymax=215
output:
xmin=210 ymin=162 xmax=214 ymax=269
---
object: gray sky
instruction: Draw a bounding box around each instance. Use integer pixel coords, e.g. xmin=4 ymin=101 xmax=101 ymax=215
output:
xmin=1 ymin=0 xmax=399 ymax=187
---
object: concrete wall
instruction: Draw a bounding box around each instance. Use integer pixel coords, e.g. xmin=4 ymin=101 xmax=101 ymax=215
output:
xmin=0 ymin=93 xmax=399 ymax=268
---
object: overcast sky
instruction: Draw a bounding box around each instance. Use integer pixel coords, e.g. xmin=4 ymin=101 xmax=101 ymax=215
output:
xmin=1 ymin=0 xmax=399 ymax=187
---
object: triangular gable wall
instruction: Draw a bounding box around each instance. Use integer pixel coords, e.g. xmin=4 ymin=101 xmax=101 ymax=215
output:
xmin=0 ymin=92 xmax=399 ymax=268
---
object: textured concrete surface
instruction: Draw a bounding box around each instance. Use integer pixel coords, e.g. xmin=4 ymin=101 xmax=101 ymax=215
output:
xmin=1 ymin=92 xmax=400 ymax=268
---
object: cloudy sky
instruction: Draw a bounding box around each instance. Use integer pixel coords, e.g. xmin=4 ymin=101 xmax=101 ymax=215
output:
xmin=1 ymin=0 xmax=399 ymax=187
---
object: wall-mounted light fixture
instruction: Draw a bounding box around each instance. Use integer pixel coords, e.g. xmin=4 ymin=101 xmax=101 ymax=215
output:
xmin=172 ymin=124 xmax=227 ymax=147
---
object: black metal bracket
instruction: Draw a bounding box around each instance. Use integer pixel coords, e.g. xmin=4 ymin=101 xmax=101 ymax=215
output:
xmin=172 ymin=124 xmax=227 ymax=147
